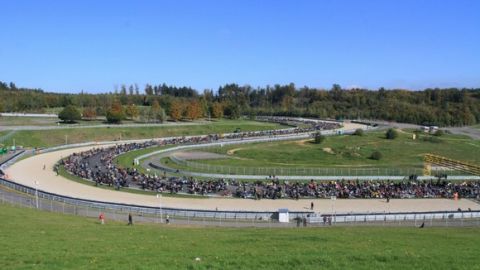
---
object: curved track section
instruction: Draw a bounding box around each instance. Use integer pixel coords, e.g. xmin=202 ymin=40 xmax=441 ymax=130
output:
xmin=4 ymin=124 xmax=480 ymax=213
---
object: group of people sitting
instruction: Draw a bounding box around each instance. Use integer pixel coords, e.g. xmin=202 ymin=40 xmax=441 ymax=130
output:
xmin=62 ymin=141 xmax=480 ymax=200
xmin=240 ymin=179 xmax=480 ymax=200
xmin=61 ymin=123 xmax=339 ymax=189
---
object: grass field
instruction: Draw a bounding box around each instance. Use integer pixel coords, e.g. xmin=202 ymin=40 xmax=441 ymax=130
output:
xmin=0 ymin=116 xmax=60 ymax=126
xmin=0 ymin=115 xmax=181 ymax=127
xmin=0 ymin=203 xmax=479 ymax=270
xmin=0 ymin=120 xmax=288 ymax=148
xmin=183 ymin=130 xmax=480 ymax=169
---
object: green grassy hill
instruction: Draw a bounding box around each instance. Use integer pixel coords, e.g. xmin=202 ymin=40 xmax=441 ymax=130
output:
xmin=191 ymin=130 xmax=480 ymax=169
xmin=0 ymin=203 xmax=479 ymax=270
xmin=0 ymin=120 xmax=288 ymax=148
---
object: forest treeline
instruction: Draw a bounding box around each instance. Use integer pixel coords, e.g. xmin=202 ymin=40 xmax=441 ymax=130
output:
xmin=0 ymin=81 xmax=479 ymax=126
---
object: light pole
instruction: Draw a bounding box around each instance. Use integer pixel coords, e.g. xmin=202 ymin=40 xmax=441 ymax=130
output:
xmin=331 ymin=195 xmax=336 ymax=223
xmin=156 ymin=194 xmax=162 ymax=223
xmin=34 ymin=180 xmax=39 ymax=209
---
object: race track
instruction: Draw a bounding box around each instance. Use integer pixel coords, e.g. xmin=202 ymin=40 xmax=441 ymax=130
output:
xmin=5 ymin=144 xmax=480 ymax=213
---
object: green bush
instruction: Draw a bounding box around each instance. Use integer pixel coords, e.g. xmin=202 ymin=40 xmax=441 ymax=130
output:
xmin=385 ymin=128 xmax=398 ymax=140
xmin=423 ymin=136 xmax=442 ymax=143
xmin=353 ymin=129 xmax=364 ymax=136
xmin=370 ymin=151 xmax=383 ymax=160
xmin=58 ymin=105 xmax=81 ymax=123
xmin=313 ymin=133 xmax=325 ymax=144
xmin=106 ymin=109 xmax=125 ymax=124
xmin=433 ymin=130 xmax=444 ymax=137
xmin=106 ymin=102 xmax=125 ymax=124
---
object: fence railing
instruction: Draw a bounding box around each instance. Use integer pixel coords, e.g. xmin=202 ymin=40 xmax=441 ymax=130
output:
xmin=168 ymin=156 xmax=479 ymax=177
xmin=1 ymin=177 xmax=480 ymax=227
xmin=0 ymin=177 xmax=309 ymax=220
xmin=169 ymin=156 xmax=428 ymax=176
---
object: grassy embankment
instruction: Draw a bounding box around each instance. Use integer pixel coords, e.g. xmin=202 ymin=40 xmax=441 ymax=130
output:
xmin=0 ymin=203 xmax=478 ymax=270
xmin=189 ymin=130 xmax=480 ymax=168
xmin=0 ymin=119 xmax=289 ymax=148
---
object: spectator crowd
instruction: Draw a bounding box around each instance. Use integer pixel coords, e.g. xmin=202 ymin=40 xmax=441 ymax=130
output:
xmin=60 ymin=122 xmax=480 ymax=200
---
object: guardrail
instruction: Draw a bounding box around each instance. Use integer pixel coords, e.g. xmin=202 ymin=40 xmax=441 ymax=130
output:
xmin=168 ymin=156 xmax=480 ymax=178
xmin=0 ymin=150 xmax=26 ymax=170
xmin=1 ymin=177 xmax=479 ymax=227
xmin=0 ymin=177 xmax=309 ymax=220
xmin=169 ymin=155 xmax=428 ymax=177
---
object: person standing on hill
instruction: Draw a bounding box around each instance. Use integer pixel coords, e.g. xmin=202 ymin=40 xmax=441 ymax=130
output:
xmin=128 ymin=213 xmax=133 ymax=226
xmin=99 ymin=213 xmax=105 ymax=225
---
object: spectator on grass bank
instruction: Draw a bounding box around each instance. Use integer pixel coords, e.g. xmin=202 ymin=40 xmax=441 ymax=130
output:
xmin=99 ymin=213 xmax=105 ymax=225
xmin=128 ymin=213 xmax=133 ymax=225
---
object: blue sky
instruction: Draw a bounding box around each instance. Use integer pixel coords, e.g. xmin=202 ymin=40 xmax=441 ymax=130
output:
xmin=1 ymin=0 xmax=479 ymax=93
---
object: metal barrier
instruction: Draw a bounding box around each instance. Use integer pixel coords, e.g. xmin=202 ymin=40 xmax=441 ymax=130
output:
xmin=169 ymin=155 xmax=429 ymax=177
xmin=0 ymin=177 xmax=310 ymax=220
xmin=1 ymin=177 xmax=480 ymax=227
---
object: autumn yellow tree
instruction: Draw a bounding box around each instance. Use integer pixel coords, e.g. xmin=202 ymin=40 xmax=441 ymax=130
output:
xmin=169 ymin=100 xmax=183 ymax=121
xmin=82 ymin=107 xmax=97 ymax=120
xmin=125 ymin=104 xmax=139 ymax=120
xmin=185 ymin=100 xmax=203 ymax=120
xmin=106 ymin=100 xmax=125 ymax=124
xmin=211 ymin=102 xmax=224 ymax=118
xmin=150 ymin=100 xmax=166 ymax=123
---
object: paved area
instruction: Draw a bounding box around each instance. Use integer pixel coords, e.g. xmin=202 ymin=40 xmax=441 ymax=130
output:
xmin=172 ymin=151 xmax=229 ymax=160
xmin=368 ymin=120 xmax=480 ymax=140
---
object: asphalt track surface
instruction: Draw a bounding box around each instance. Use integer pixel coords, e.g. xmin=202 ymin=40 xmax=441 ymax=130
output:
xmin=367 ymin=120 xmax=480 ymax=140
xmin=5 ymin=130 xmax=480 ymax=213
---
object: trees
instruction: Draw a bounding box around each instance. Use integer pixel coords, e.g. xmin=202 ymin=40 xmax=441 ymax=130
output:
xmin=125 ymin=104 xmax=139 ymax=120
xmin=144 ymin=84 xmax=154 ymax=95
xmin=150 ymin=100 xmax=166 ymax=123
xmin=106 ymin=101 xmax=125 ymax=124
xmin=58 ymin=105 xmax=81 ymax=123
xmin=211 ymin=102 xmax=224 ymax=119
xmin=185 ymin=100 xmax=203 ymax=120
xmin=224 ymin=103 xmax=240 ymax=119
xmin=82 ymin=107 xmax=97 ymax=120
xmin=120 ymin=85 xmax=127 ymax=95
xmin=169 ymin=100 xmax=183 ymax=121
xmin=0 ymin=80 xmax=480 ymax=127
xmin=385 ymin=128 xmax=398 ymax=140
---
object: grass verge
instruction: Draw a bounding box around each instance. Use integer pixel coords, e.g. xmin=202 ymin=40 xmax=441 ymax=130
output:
xmin=0 ymin=203 xmax=479 ymax=270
